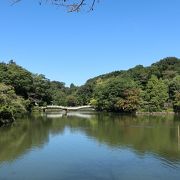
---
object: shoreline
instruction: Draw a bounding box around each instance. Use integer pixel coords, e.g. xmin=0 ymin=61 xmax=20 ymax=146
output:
xmin=136 ymin=111 xmax=176 ymax=115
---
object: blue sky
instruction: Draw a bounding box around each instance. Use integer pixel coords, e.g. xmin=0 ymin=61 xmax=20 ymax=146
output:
xmin=0 ymin=0 xmax=180 ymax=86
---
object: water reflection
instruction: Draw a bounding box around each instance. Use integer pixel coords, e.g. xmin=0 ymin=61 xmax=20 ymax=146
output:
xmin=44 ymin=112 xmax=95 ymax=119
xmin=0 ymin=113 xmax=180 ymax=170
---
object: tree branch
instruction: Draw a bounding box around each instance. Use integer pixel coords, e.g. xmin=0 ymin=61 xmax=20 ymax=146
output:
xmin=11 ymin=0 xmax=99 ymax=12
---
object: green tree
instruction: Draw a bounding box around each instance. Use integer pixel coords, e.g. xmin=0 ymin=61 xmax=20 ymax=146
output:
xmin=76 ymin=83 xmax=94 ymax=105
xmin=151 ymin=57 xmax=180 ymax=79
xmin=49 ymin=81 xmax=67 ymax=106
xmin=169 ymin=76 xmax=180 ymax=112
xmin=128 ymin=65 xmax=150 ymax=87
xmin=115 ymin=88 xmax=141 ymax=112
xmin=0 ymin=83 xmax=27 ymax=124
xmin=93 ymin=77 xmax=141 ymax=112
xmin=169 ymin=75 xmax=180 ymax=99
xmin=30 ymin=74 xmax=52 ymax=106
xmin=142 ymin=75 xmax=169 ymax=112
xmin=51 ymin=90 xmax=67 ymax=106
xmin=0 ymin=61 xmax=33 ymax=99
xmin=173 ymin=91 xmax=180 ymax=113
xmin=66 ymin=95 xmax=78 ymax=107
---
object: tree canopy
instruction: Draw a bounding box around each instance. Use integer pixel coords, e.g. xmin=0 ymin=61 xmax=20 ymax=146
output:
xmin=0 ymin=57 xmax=180 ymax=123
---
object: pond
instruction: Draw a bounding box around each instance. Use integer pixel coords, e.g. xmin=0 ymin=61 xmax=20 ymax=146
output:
xmin=0 ymin=112 xmax=180 ymax=180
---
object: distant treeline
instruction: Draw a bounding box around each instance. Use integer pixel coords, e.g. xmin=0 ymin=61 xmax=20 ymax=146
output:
xmin=0 ymin=57 xmax=180 ymax=121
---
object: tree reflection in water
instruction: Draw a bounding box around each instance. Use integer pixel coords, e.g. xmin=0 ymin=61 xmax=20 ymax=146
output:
xmin=0 ymin=112 xmax=180 ymax=164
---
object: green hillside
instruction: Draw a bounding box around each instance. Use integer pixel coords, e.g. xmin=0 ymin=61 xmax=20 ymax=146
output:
xmin=77 ymin=57 xmax=180 ymax=112
xmin=0 ymin=57 xmax=180 ymax=122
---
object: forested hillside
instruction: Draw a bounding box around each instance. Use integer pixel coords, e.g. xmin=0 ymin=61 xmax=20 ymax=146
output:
xmin=82 ymin=57 xmax=180 ymax=113
xmin=0 ymin=57 xmax=180 ymax=121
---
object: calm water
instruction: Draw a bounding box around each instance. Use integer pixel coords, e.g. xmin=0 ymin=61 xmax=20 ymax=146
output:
xmin=0 ymin=112 xmax=180 ymax=180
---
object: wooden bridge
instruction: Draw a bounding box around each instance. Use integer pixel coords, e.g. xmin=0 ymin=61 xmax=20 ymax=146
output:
xmin=41 ymin=105 xmax=94 ymax=113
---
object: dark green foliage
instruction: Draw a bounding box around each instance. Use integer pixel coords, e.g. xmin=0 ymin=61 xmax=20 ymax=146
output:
xmin=173 ymin=91 xmax=180 ymax=113
xmin=0 ymin=61 xmax=33 ymax=99
xmin=141 ymin=75 xmax=169 ymax=112
xmin=169 ymin=76 xmax=180 ymax=112
xmin=49 ymin=81 xmax=67 ymax=106
xmin=127 ymin=65 xmax=150 ymax=87
xmin=92 ymin=77 xmax=141 ymax=112
xmin=0 ymin=83 xmax=27 ymax=124
xmin=66 ymin=95 xmax=78 ymax=107
xmin=0 ymin=61 xmax=58 ymax=107
xmin=76 ymin=83 xmax=94 ymax=105
xmin=0 ymin=83 xmax=27 ymax=114
xmin=151 ymin=57 xmax=180 ymax=79
xmin=169 ymin=75 xmax=180 ymax=98
xmin=0 ymin=106 xmax=15 ymax=126
xmin=30 ymin=74 xmax=52 ymax=106
xmin=80 ymin=57 xmax=179 ymax=113
xmin=0 ymin=57 xmax=179 ymax=116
